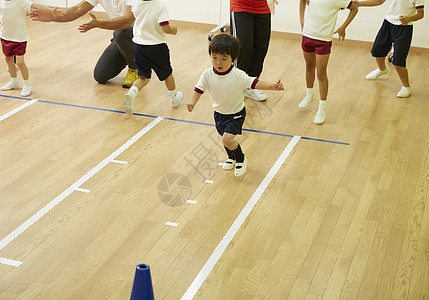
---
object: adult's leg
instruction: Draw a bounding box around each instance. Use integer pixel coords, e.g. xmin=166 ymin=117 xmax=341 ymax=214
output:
xmin=113 ymin=27 xmax=136 ymax=69
xmin=248 ymin=13 xmax=271 ymax=78
xmin=230 ymin=11 xmax=254 ymax=73
xmin=93 ymin=38 xmax=127 ymax=83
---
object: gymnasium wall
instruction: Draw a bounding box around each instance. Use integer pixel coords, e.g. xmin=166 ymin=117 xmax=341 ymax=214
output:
xmin=34 ymin=0 xmax=429 ymax=49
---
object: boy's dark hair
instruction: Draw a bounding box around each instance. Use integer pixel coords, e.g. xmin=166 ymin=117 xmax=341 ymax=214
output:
xmin=208 ymin=34 xmax=241 ymax=62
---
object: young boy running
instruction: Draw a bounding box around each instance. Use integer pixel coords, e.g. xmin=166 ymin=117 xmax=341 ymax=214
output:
xmin=186 ymin=34 xmax=284 ymax=177
xmin=355 ymin=0 xmax=424 ymax=98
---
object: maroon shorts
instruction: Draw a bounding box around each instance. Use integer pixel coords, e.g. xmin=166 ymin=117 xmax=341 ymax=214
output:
xmin=1 ymin=39 xmax=27 ymax=57
xmin=301 ymin=36 xmax=332 ymax=55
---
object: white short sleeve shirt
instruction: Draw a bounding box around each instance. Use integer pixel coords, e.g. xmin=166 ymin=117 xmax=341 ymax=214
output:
xmin=127 ymin=0 xmax=169 ymax=45
xmin=385 ymin=0 xmax=425 ymax=25
xmin=0 ymin=0 xmax=32 ymax=42
xmin=302 ymin=0 xmax=352 ymax=42
xmin=195 ymin=66 xmax=257 ymax=115
xmin=85 ymin=0 xmax=127 ymax=18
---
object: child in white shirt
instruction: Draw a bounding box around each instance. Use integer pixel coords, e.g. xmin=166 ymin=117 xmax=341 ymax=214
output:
xmin=78 ymin=0 xmax=183 ymax=116
xmin=355 ymin=0 xmax=424 ymax=98
xmin=299 ymin=0 xmax=358 ymax=124
xmin=0 ymin=0 xmax=53 ymax=96
xmin=186 ymin=34 xmax=284 ymax=177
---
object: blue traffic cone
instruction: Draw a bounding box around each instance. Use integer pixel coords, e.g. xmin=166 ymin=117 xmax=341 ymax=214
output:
xmin=130 ymin=264 xmax=155 ymax=300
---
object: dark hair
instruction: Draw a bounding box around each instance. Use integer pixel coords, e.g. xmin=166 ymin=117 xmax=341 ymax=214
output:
xmin=208 ymin=34 xmax=241 ymax=62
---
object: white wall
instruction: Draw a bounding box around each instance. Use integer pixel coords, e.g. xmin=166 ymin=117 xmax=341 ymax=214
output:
xmin=34 ymin=0 xmax=429 ymax=48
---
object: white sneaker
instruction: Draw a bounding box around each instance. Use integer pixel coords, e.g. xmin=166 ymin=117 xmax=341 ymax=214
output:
xmin=21 ymin=86 xmax=32 ymax=97
xmin=234 ymin=157 xmax=247 ymax=177
xmin=222 ymin=158 xmax=236 ymax=170
xmin=243 ymin=88 xmax=267 ymax=101
xmin=1 ymin=82 xmax=19 ymax=91
xmin=170 ymin=91 xmax=184 ymax=108
xmin=124 ymin=90 xmax=137 ymax=117
xmin=396 ymin=86 xmax=412 ymax=98
xmin=314 ymin=102 xmax=327 ymax=125
xmin=298 ymin=94 xmax=315 ymax=109
xmin=365 ymin=68 xmax=389 ymax=80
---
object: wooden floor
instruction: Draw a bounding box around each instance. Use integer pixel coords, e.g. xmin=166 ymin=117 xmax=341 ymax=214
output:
xmin=1 ymin=14 xmax=428 ymax=299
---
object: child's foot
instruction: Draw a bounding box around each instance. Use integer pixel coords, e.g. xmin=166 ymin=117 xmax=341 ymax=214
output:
xmin=365 ymin=68 xmax=389 ymax=80
xmin=234 ymin=157 xmax=247 ymax=177
xmin=124 ymin=89 xmax=137 ymax=117
xmin=21 ymin=86 xmax=32 ymax=97
xmin=396 ymin=86 xmax=412 ymax=98
xmin=298 ymin=94 xmax=315 ymax=109
xmin=243 ymin=88 xmax=267 ymax=101
xmin=170 ymin=91 xmax=184 ymax=108
xmin=314 ymin=101 xmax=327 ymax=125
xmin=1 ymin=82 xmax=19 ymax=91
xmin=222 ymin=158 xmax=236 ymax=170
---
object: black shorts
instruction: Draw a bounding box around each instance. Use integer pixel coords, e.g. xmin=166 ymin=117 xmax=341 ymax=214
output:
xmin=371 ymin=19 xmax=413 ymax=67
xmin=214 ymin=108 xmax=246 ymax=136
xmin=133 ymin=43 xmax=173 ymax=81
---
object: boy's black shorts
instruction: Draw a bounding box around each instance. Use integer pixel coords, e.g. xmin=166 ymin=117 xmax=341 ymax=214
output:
xmin=371 ymin=19 xmax=413 ymax=67
xmin=133 ymin=43 xmax=173 ymax=81
xmin=214 ymin=108 xmax=246 ymax=136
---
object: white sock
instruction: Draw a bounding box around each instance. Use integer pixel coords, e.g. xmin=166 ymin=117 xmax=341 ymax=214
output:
xmin=23 ymin=79 xmax=31 ymax=88
xmin=318 ymin=100 xmax=327 ymax=112
xmin=11 ymin=77 xmax=18 ymax=84
xmin=168 ymin=89 xmax=177 ymax=97
xmin=306 ymin=87 xmax=314 ymax=96
xmin=129 ymin=86 xmax=139 ymax=94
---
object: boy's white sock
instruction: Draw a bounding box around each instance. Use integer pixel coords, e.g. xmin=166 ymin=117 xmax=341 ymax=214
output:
xmin=314 ymin=100 xmax=327 ymax=125
xmin=168 ymin=89 xmax=177 ymax=97
xmin=298 ymin=87 xmax=315 ymax=109
xmin=11 ymin=77 xmax=18 ymax=85
xmin=23 ymin=79 xmax=31 ymax=88
xmin=306 ymin=87 xmax=314 ymax=96
xmin=129 ymin=85 xmax=139 ymax=94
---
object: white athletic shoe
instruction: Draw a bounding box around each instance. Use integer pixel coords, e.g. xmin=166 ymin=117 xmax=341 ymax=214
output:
xmin=1 ymin=82 xmax=19 ymax=91
xmin=298 ymin=94 xmax=315 ymax=109
xmin=234 ymin=157 xmax=247 ymax=177
xmin=170 ymin=91 xmax=184 ymax=108
xmin=124 ymin=90 xmax=137 ymax=117
xmin=222 ymin=158 xmax=236 ymax=170
xmin=365 ymin=68 xmax=389 ymax=80
xmin=396 ymin=86 xmax=412 ymax=98
xmin=243 ymin=88 xmax=268 ymax=101
xmin=314 ymin=102 xmax=327 ymax=125
xmin=21 ymin=86 xmax=32 ymax=97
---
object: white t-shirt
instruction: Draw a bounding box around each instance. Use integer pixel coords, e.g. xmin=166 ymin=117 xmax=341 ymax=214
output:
xmin=0 ymin=0 xmax=32 ymax=42
xmin=385 ymin=0 xmax=425 ymax=25
xmin=302 ymin=0 xmax=352 ymax=42
xmin=126 ymin=0 xmax=169 ymax=45
xmin=195 ymin=66 xmax=257 ymax=115
xmin=86 ymin=0 xmax=127 ymax=18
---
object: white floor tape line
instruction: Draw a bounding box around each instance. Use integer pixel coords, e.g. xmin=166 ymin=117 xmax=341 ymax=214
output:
xmin=0 ymin=257 xmax=24 ymax=267
xmin=0 ymin=117 xmax=164 ymax=252
xmin=181 ymin=136 xmax=301 ymax=299
xmin=0 ymin=99 xmax=38 ymax=122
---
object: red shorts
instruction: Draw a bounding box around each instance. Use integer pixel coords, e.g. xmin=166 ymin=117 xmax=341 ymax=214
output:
xmin=301 ymin=36 xmax=332 ymax=55
xmin=1 ymin=39 xmax=27 ymax=57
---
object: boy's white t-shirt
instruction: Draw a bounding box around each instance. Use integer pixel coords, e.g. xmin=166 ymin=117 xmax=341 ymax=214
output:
xmin=195 ymin=66 xmax=257 ymax=115
xmin=0 ymin=0 xmax=32 ymax=42
xmin=385 ymin=0 xmax=425 ymax=25
xmin=126 ymin=0 xmax=169 ymax=45
xmin=302 ymin=0 xmax=352 ymax=42
xmin=85 ymin=0 xmax=127 ymax=18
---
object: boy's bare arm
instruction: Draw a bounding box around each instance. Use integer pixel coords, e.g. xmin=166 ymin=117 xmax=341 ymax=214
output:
xmin=400 ymin=7 xmax=424 ymax=25
xmin=299 ymin=0 xmax=307 ymax=30
xmin=353 ymin=0 xmax=386 ymax=7
xmin=162 ymin=24 xmax=178 ymax=35
xmin=334 ymin=3 xmax=358 ymax=41
xmin=78 ymin=7 xmax=134 ymax=32
xmin=186 ymin=91 xmax=202 ymax=112
xmin=254 ymin=79 xmax=284 ymax=91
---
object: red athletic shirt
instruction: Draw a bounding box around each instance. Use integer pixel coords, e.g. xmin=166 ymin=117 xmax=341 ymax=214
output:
xmin=230 ymin=0 xmax=270 ymax=14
